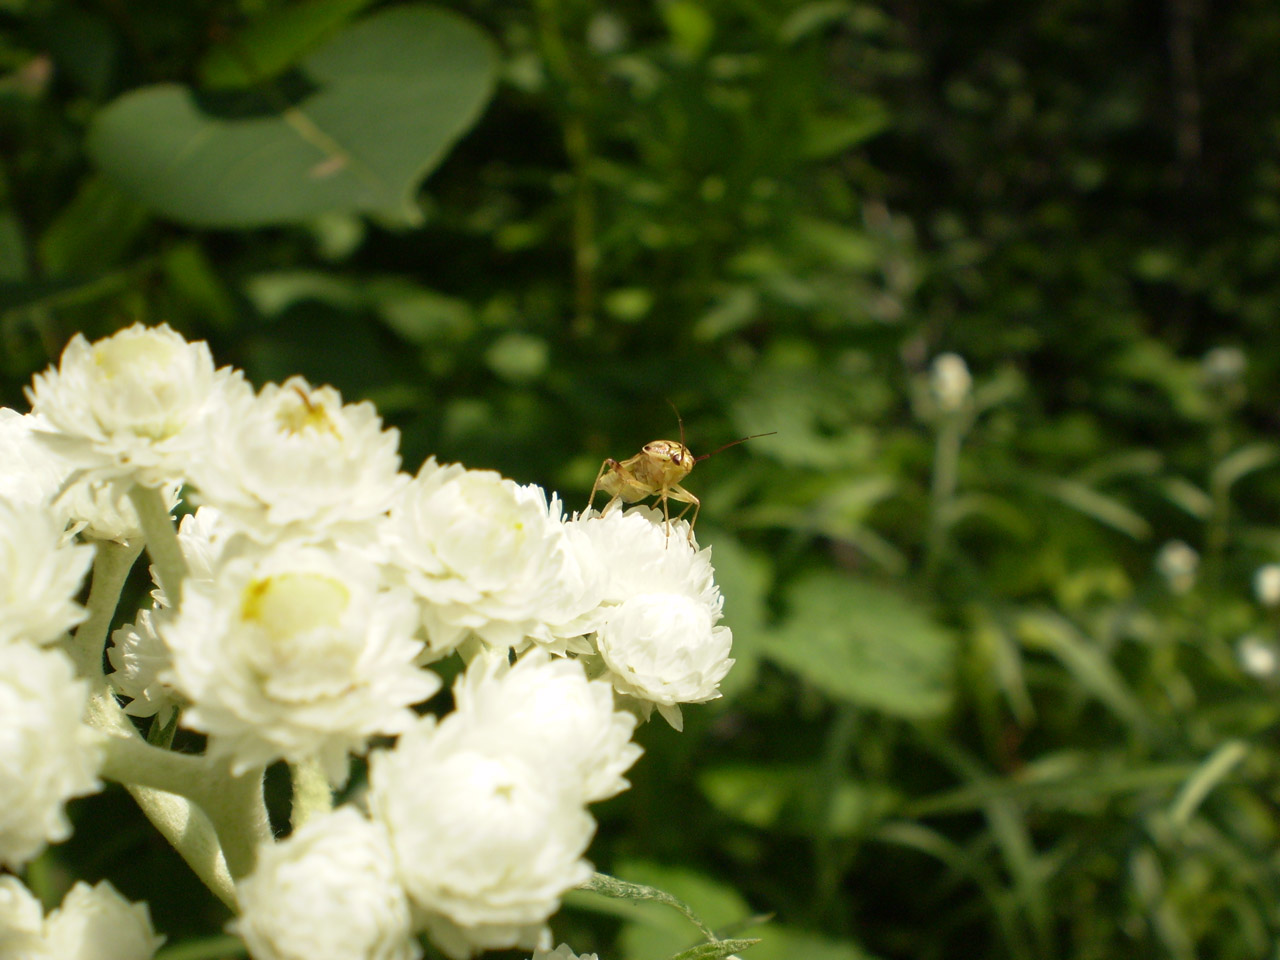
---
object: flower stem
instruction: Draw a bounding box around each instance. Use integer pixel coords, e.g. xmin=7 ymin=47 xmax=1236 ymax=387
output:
xmin=65 ymin=539 xmax=142 ymax=684
xmin=923 ymin=413 xmax=964 ymax=585
xmin=128 ymin=484 xmax=188 ymax=606
xmin=289 ymin=756 xmax=333 ymax=828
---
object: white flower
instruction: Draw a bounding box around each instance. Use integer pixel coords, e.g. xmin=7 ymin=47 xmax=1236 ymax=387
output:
xmin=386 ymin=460 xmax=601 ymax=655
xmin=231 ymin=807 xmax=419 ymax=960
xmin=0 ymin=875 xmax=47 ymax=958
xmin=573 ymin=507 xmax=721 ymax=612
xmin=0 ymin=408 xmax=64 ymax=507
xmin=369 ymin=715 xmax=595 ymax=959
xmin=451 ymin=651 xmax=641 ymax=803
xmin=109 ymin=507 xmax=245 ymax=725
xmin=188 ymin=377 xmax=405 ymax=544
xmin=160 ymin=542 xmax=437 ymax=783
xmin=595 ymin=593 xmax=733 ymax=730
xmin=1255 ymin=564 xmax=1280 ymax=607
xmin=532 ymin=947 xmax=599 ymax=960
xmin=108 ymin=609 xmax=177 ymax=724
xmin=1237 ymin=634 xmax=1279 ymax=679
xmin=1202 ymin=345 xmax=1246 ymax=387
xmin=0 ymin=496 xmax=94 ymax=646
xmin=0 ymin=406 xmax=184 ymax=543
xmin=0 ymin=645 xmax=104 ymax=869
xmin=570 ymin=508 xmax=734 ymax=727
xmin=25 ymin=323 xmax=234 ymax=487
xmin=59 ymin=476 xmax=182 ymax=545
xmin=42 ymin=881 xmax=164 ymax=960
xmin=1156 ymin=539 xmax=1198 ymax=595
xmin=930 ymin=352 xmax=972 ymax=412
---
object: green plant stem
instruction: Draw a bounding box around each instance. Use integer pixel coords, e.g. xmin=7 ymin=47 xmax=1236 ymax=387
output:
xmin=93 ymin=713 xmax=237 ymax=907
xmin=203 ymin=762 xmax=271 ymax=880
xmin=923 ymin=413 xmax=964 ymax=584
xmin=812 ymin=704 xmax=860 ymax=922
xmin=64 ymin=538 xmax=143 ymax=683
xmin=128 ymin=484 xmax=188 ymax=606
xmin=289 ymin=756 xmax=333 ymax=828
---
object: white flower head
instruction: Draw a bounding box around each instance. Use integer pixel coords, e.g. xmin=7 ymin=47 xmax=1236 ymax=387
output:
xmin=108 ymin=609 xmax=177 ymax=724
xmin=42 ymin=881 xmax=164 ymax=960
xmin=1255 ymin=564 xmax=1280 ymax=608
xmin=930 ymin=352 xmax=972 ymax=412
xmin=109 ymin=507 xmax=248 ymax=724
xmin=595 ymin=593 xmax=733 ymax=730
xmin=451 ymin=651 xmax=642 ymax=803
xmin=160 ymin=542 xmax=438 ymax=782
xmin=0 ymin=409 xmax=183 ymax=543
xmin=188 ymin=376 xmax=406 ymax=544
xmin=1237 ymin=634 xmax=1279 ymax=679
xmin=0 ymin=875 xmax=47 ymax=957
xmin=369 ymin=715 xmax=595 ymax=959
xmin=25 ymin=323 xmax=234 ymax=487
xmin=0 ymin=645 xmax=104 ymax=869
xmin=0 ymin=496 xmax=94 ymax=646
xmin=573 ymin=507 xmax=721 ymax=612
xmin=1202 ymin=345 xmax=1246 ymax=387
xmin=232 ymin=807 xmax=420 ymax=960
xmin=1156 ymin=539 xmax=1199 ymax=595
xmin=387 ymin=460 xmax=601 ymax=655
xmin=0 ymin=408 xmax=65 ymax=508
xmin=571 ymin=507 xmax=734 ymax=727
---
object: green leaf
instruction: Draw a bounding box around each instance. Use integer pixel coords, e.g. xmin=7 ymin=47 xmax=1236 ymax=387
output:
xmin=762 ymin=572 xmax=953 ymax=718
xmin=699 ymin=763 xmax=898 ymax=836
xmin=669 ymin=940 xmax=761 ymax=960
xmin=1211 ymin=442 xmax=1278 ymax=493
xmin=199 ymin=0 xmax=378 ymax=89
xmin=1031 ymin=474 xmax=1151 ymax=539
xmin=699 ymin=531 xmax=771 ymax=697
xmin=580 ymin=871 xmax=720 ymax=941
xmin=801 ymin=103 xmax=890 ymax=159
xmin=37 ymin=176 xmax=148 ymax=276
xmin=88 ymin=5 xmax=497 ymax=228
xmin=745 ymin=927 xmax=878 ymax=960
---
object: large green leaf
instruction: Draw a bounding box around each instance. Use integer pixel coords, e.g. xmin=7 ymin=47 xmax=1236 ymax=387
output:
xmin=87 ymin=5 xmax=496 ymax=228
xmin=762 ymin=572 xmax=953 ymax=718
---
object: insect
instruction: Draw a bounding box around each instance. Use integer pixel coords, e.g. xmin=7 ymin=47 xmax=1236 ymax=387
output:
xmin=587 ymin=414 xmax=774 ymax=543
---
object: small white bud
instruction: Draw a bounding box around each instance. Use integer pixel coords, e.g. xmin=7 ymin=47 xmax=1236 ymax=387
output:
xmin=1201 ymin=346 xmax=1246 ymax=387
xmin=1254 ymin=564 xmax=1280 ymax=607
xmin=1237 ymin=635 xmax=1279 ymax=679
xmin=1155 ymin=540 xmax=1198 ymax=595
xmin=930 ymin=353 xmax=972 ymax=412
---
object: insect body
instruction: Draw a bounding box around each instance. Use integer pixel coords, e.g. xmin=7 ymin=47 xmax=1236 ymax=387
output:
xmin=587 ymin=426 xmax=775 ymax=542
xmin=589 ymin=439 xmax=701 ymax=542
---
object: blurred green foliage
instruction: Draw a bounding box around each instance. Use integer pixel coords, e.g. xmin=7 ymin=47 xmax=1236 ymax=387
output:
xmin=5 ymin=0 xmax=1280 ymax=958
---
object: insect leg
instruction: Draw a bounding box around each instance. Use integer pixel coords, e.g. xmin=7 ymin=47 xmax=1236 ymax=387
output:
xmin=667 ymin=484 xmax=701 ymax=541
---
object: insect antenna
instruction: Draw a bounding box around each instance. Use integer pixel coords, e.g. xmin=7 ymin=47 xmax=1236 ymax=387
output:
xmin=694 ymin=431 xmax=777 ymax=462
xmin=666 ymin=399 xmax=687 ymax=449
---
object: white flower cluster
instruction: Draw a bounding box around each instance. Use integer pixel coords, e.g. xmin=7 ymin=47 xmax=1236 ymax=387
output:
xmin=2 ymin=323 xmax=739 ymax=960
xmin=0 ymin=875 xmax=163 ymax=960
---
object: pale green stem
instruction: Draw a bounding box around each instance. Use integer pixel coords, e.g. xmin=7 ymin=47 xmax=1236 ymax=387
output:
xmin=923 ymin=413 xmax=964 ymax=584
xmin=99 ymin=734 xmax=237 ymax=906
xmin=126 ymin=785 xmax=236 ymax=908
xmin=203 ymin=762 xmax=271 ymax=880
xmin=289 ymin=756 xmax=333 ymax=828
xmin=64 ymin=539 xmax=142 ymax=683
xmin=128 ymin=484 xmax=188 ymax=606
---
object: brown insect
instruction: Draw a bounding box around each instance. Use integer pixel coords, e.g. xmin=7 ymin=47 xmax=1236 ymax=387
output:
xmin=587 ymin=414 xmax=774 ymax=542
